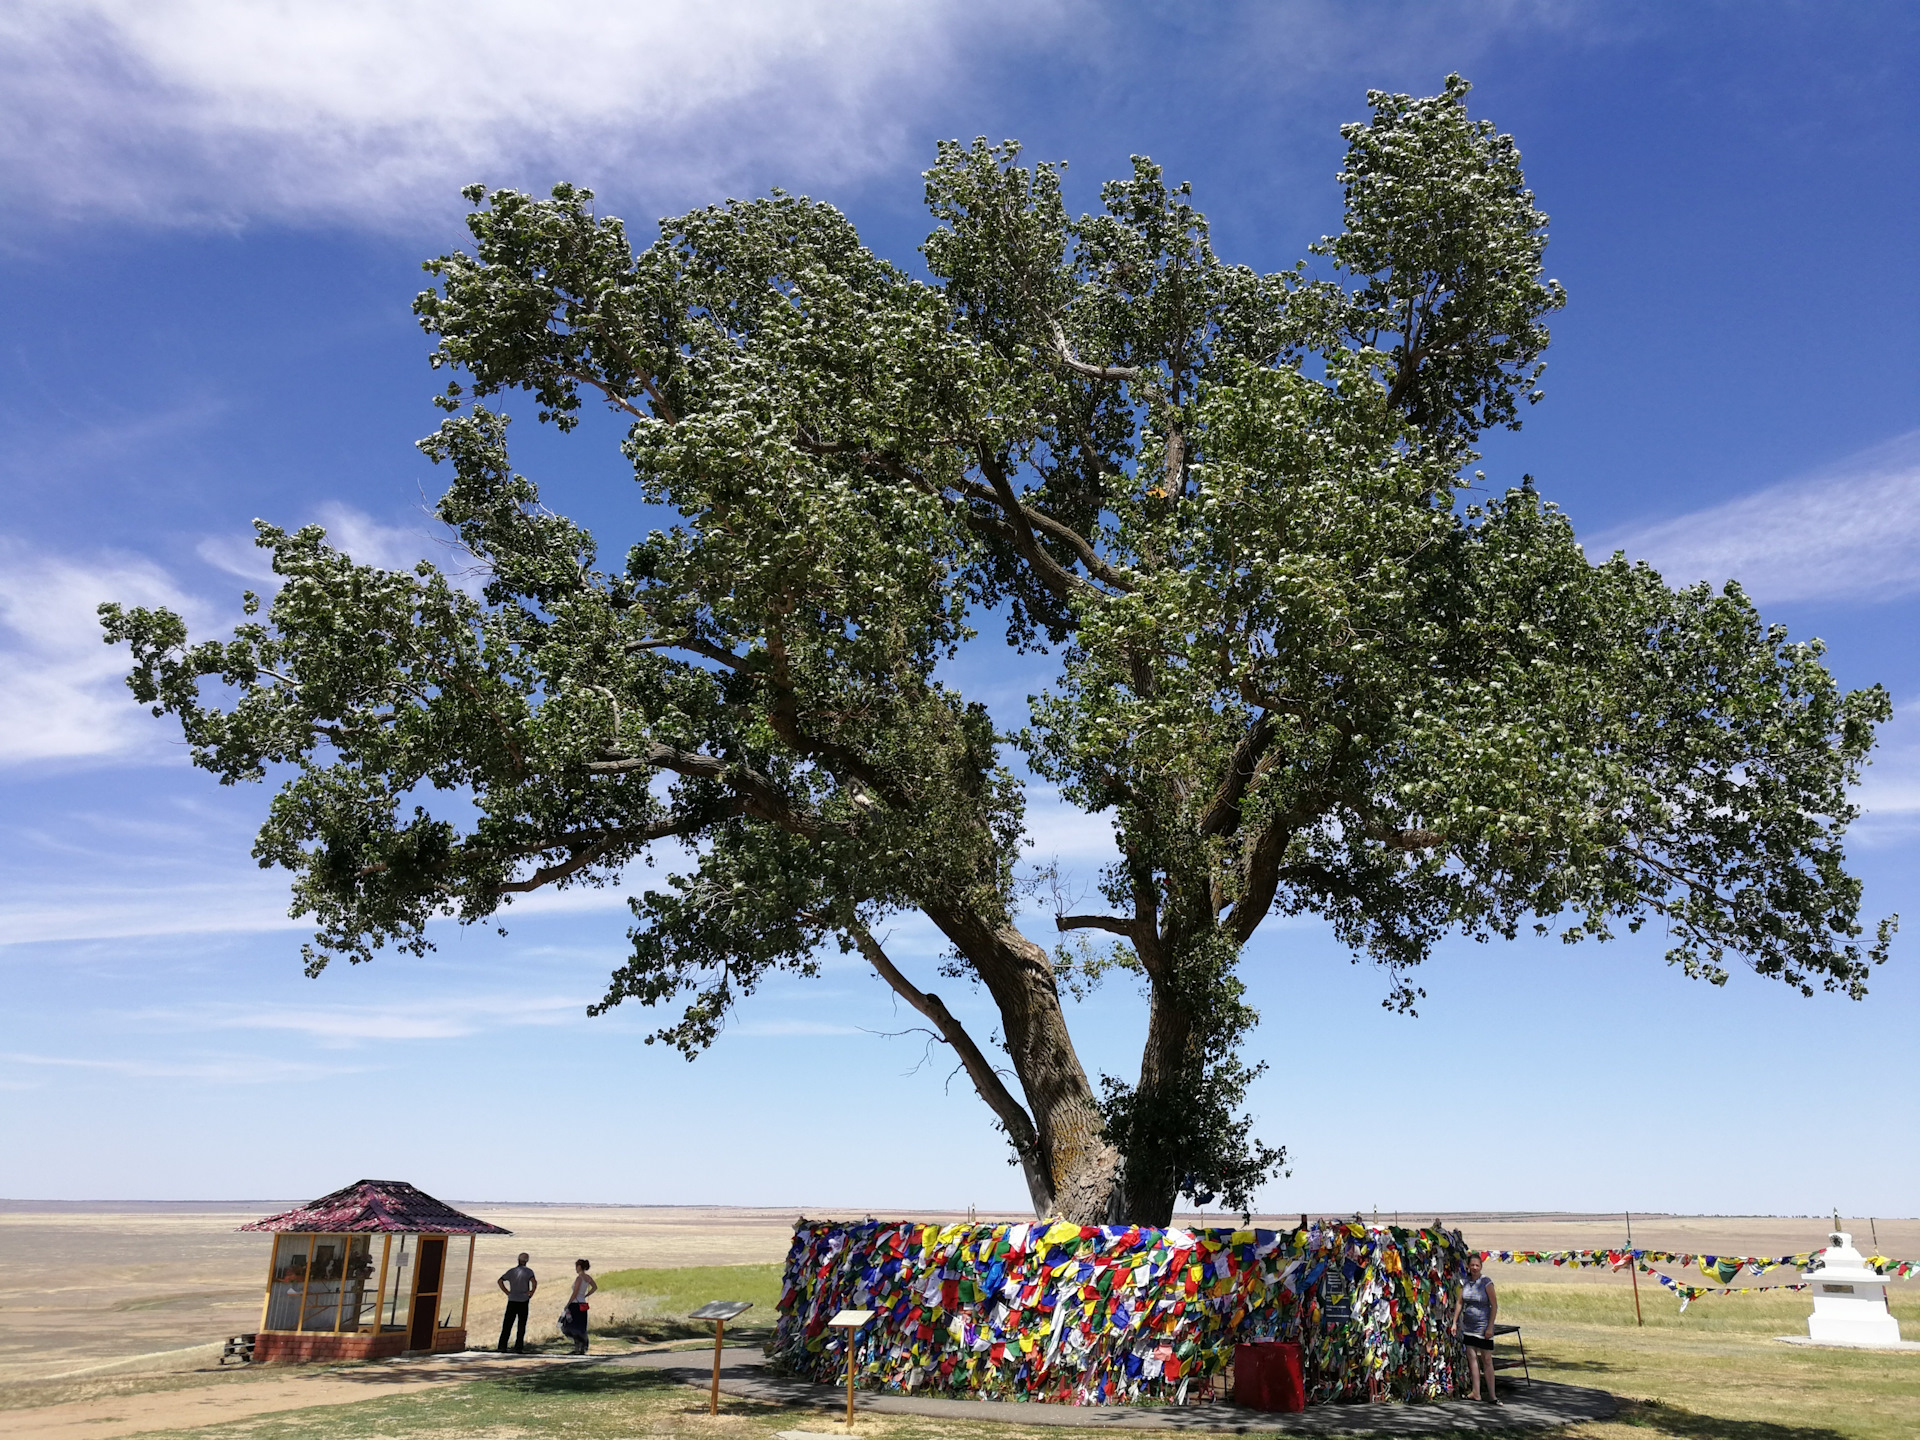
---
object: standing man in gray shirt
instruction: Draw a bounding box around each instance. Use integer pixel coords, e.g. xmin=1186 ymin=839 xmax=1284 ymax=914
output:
xmin=496 ymin=1253 xmax=537 ymax=1352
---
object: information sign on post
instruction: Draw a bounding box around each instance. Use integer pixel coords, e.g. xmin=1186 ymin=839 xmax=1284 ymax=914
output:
xmin=688 ymin=1301 xmax=754 ymax=1414
xmin=827 ymin=1308 xmax=874 ymax=1429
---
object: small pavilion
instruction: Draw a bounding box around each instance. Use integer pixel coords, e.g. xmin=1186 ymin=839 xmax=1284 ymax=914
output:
xmin=239 ymin=1178 xmax=511 ymax=1363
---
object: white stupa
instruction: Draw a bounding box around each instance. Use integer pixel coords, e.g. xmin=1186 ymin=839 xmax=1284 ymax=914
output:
xmin=1798 ymin=1232 xmax=1908 ymax=1348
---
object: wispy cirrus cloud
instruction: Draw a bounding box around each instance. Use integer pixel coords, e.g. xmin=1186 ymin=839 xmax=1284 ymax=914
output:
xmin=1853 ymin=696 xmax=1920 ymax=843
xmin=1592 ymin=430 xmax=1920 ymax=605
xmin=1 ymin=500 xmax=475 ymax=773
xmin=196 ymin=502 xmax=465 ymax=585
xmin=0 ymin=538 xmax=208 ymax=765
xmin=730 ymin=1018 xmax=865 ymax=1038
xmin=0 ymin=1050 xmax=367 ymax=1083
xmin=0 ymin=0 xmax=1070 ymax=231
xmin=134 ymin=994 xmax=590 ymax=1047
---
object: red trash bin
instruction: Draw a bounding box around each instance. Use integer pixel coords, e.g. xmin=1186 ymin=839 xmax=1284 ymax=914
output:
xmin=1232 ymin=1340 xmax=1305 ymax=1412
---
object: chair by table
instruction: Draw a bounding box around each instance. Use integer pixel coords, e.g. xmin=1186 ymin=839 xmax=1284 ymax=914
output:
xmin=1490 ymin=1323 xmax=1530 ymax=1386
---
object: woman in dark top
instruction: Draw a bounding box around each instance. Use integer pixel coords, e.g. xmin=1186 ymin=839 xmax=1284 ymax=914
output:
xmin=1452 ymin=1253 xmax=1499 ymax=1402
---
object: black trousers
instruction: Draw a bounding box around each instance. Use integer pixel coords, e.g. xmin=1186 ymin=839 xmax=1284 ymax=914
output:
xmin=498 ymin=1299 xmax=529 ymax=1351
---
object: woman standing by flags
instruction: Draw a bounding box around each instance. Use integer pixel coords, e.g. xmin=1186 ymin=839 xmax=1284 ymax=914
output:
xmin=1452 ymin=1253 xmax=1499 ymax=1403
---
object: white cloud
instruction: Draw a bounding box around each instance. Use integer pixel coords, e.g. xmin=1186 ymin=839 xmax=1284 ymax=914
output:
xmin=0 ymin=0 xmax=1067 ymax=230
xmin=0 ymin=868 xmax=657 ymax=947
xmin=1852 ymin=697 xmax=1920 ymax=845
xmin=137 ymin=994 xmax=589 ymax=1046
xmin=197 ymin=502 xmax=456 ymax=583
xmin=1022 ymin=792 xmax=1121 ymax=866
xmin=0 ymin=538 xmax=208 ymax=764
xmin=1592 ymin=430 xmax=1920 ymax=605
xmin=731 ymin=1018 xmax=865 ymax=1037
xmin=0 ymin=1050 xmax=366 ymax=1083
xmin=0 ymin=504 xmax=467 ymax=772
xmin=0 ymin=878 xmax=304 ymax=945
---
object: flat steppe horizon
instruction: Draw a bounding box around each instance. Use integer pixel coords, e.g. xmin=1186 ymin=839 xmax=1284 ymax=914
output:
xmin=4 ymin=1200 xmax=1914 ymax=1386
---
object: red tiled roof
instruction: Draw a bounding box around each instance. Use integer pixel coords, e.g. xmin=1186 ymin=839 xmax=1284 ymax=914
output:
xmin=238 ymin=1179 xmax=511 ymax=1235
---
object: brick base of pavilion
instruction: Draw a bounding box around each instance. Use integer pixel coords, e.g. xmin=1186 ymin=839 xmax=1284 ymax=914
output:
xmin=254 ymin=1326 xmax=469 ymax=1364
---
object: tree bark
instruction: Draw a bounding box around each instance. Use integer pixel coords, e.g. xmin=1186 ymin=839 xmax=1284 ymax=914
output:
xmin=1116 ymin=978 xmax=1197 ymax=1226
xmin=923 ymin=901 xmax=1122 ymax=1223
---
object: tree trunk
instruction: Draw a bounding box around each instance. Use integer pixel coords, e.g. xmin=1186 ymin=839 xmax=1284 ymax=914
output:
xmin=924 ymin=902 xmax=1121 ymax=1223
xmin=1114 ymin=978 xmax=1195 ymax=1226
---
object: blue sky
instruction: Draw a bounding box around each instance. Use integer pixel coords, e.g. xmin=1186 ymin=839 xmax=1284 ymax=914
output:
xmin=2 ymin=2 xmax=1916 ymax=1218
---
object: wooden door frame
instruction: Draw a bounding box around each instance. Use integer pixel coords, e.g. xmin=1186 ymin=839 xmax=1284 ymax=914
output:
xmin=407 ymin=1235 xmax=446 ymax=1350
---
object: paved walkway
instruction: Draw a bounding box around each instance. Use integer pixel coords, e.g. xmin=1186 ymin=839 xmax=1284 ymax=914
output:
xmin=622 ymin=1347 xmax=1617 ymax=1434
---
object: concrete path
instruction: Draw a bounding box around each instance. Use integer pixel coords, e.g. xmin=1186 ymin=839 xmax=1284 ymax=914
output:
xmin=621 ymin=1346 xmax=1617 ymax=1434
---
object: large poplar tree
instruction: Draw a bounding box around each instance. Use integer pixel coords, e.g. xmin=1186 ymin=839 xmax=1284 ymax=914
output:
xmin=104 ymin=78 xmax=1893 ymax=1225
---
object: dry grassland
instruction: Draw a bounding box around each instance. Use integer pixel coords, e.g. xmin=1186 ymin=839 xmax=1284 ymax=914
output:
xmin=2 ymin=1203 xmax=1916 ymax=1440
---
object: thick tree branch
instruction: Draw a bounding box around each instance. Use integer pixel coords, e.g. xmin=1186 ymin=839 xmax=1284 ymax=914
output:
xmin=976 ymin=448 xmax=1107 ymax=606
xmin=846 ymin=919 xmax=1043 ymax=1167
xmin=623 ymin=635 xmax=748 ymax=671
xmin=1055 ymin=913 xmax=1137 ymax=938
xmin=1049 ymin=318 xmax=1141 ymax=383
xmin=1228 ymin=810 xmax=1305 ymax=944
xmin=588 ymin=742 xmax=835 ymax=839
xmin=954 ymin=477 xmax=1137 ymax=593
xmin=559 ymin=363 xmax=679 ymax=425
xmin=496 ymin=809 xmax=741 ymax=892
xmin=1199 ymin=712 xmax=1277 ymax=838
xmin=1129 ymin=862 xmax=1171 ymax=983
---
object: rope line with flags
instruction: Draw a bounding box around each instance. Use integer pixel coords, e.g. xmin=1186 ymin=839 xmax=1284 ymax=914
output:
xmin=1476 ymin=1246 xmax=1913 ymax=1312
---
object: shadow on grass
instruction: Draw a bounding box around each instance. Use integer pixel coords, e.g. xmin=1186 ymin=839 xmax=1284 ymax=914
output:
xmin=492 ymin=1366 xmax=680 ymax=1398
xmin=1613 ymin=1397 xmax=1852 ymax=1440
xmin=1528 ymin=1356 xmax=1620 ymax=1373
xmin=593 ymin=1318 xmax=775 ymax=1345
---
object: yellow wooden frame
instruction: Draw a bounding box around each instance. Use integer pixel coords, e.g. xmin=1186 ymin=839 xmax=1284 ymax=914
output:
xmin=438 ymin=1235 xmax=474 ymax=1330
xmin=312 ymin=1234 xmax=345 ymax=1334
xmin=257 ymin=1232 xmax=321 ymax=1335
xmin=256 ymin=1233 xmax=281 ymax=1334
xmin=384 ymin=1234 xmax=417 ymax=1332
xmin=332 ymin=1234 xmax=370 ymax=1333
xmin=256 ymin=1229 xmax=482 ymax=1339
xmin=409 ymin=1233 xmax=444 ymax=1347
xmin=364 ymin=1233 xmax=392 ymax=1334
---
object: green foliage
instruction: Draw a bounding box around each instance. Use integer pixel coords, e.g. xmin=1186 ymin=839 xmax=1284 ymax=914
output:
xmin=100 ymin=77 xmax=1892 ymax=1223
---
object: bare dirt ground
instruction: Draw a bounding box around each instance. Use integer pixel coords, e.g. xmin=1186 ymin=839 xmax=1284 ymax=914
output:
xmin=0 ymin=1200 xmax=808 ymax=1385
xmin=1 ymin=1201 xmax=1910 ymax=1435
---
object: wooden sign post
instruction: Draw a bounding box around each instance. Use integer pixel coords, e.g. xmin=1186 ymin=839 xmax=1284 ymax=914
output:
xmin=688 ymin=1301 xmax=754 ymax=1414
xmin=827 ymin=1308 xmax=874 ymax=1430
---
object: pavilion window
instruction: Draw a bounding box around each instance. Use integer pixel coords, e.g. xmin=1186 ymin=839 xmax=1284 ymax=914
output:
xmin=438 ymin=1236 xmax=473 ymax=1329
xmin=382 ymin=1235 xmax=417 ymax=1332
xmin=300 ymin=1235 xmax=349 ymax=1331
xmin=347 ymin=1234 xmax=388 ymax=1332
xmin=264 ymin=1234 xmax=313 ymax=1331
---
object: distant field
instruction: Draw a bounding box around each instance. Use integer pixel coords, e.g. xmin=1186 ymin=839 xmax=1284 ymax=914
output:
xmin=3 ymin=1204 xmax=1918 ymax=1440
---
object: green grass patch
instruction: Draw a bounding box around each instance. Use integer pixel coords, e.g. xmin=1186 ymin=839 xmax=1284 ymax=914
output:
xmin=1501 ymin=1280 xmax=1920 ymax=1337
xmin=1502 ymin=1280 xmax=1920 ymax=1440
xmin=589 ymin=1262 xmax=784 ymax=1342
xmin=53 ymin=1267 xmax=1920 ymax=1440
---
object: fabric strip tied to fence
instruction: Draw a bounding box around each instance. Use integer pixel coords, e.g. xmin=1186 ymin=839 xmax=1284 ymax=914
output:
xmin=770 ymin=1219 xmax=1474 ymax=1406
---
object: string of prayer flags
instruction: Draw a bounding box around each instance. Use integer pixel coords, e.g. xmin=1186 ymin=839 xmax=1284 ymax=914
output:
xmin=1480 ymin=1246 xmax=1914 ymax=1280
xmin=770 ymin=1218 xmax=1476 ymax=1408
xmin=1647 ymin=1271 xmax=1812 ymax=1312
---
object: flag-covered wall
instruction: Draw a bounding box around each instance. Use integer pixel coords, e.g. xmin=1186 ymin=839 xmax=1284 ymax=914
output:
xmin=768 ymin=1218 xmax=1473 ymax=1406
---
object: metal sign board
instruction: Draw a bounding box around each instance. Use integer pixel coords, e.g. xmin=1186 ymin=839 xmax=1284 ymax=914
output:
xmin=690 ymin=1300 xmax=755 ymax=1321
xmin=827 ymin=1308 xmax=875 ymax=1328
